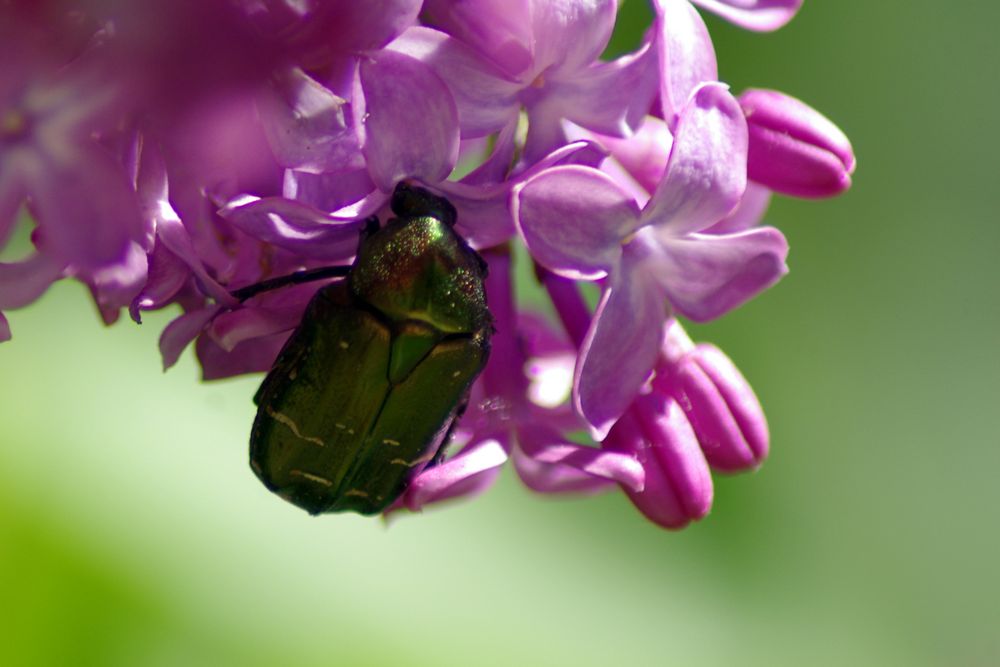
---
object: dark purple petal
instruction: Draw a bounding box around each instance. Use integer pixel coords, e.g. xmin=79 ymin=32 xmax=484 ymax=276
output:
xmin=219 ymin=195 xmax=363 ymax=260
xmin=513 ymin=165 xmax=640 ymax=279
xmin=0 ymin=171 xmax=24 ymax=246
xmin=359 ymin=50 xmax=459 ymax=192
xmin=208 ymin=300 xmax=308 ymax=352
xmin=644 ymin=82 xmax=747 ymax=236
xmin=159 ymin=306 xmax=222 ymax=371
xmin=130 ymin=239 xmax=193 ymax=322
xmin=516 ymin=422 xmax=645 ymax=492
xmin=690 ymin=0 xmax=802 ymax=32
xmin=84 ymin=241 xmax=148 ymax=325
xmin=0 ymin=251 xmax=65 ymax=309
xmin=0 ymin=312 xmax=10 ymax=342
xmin=393 ymin=435 xmax=509 ymax=512
xmin=653 ymin=226 xmax=789 ymax=321
xmin=27 ymin=145 xmax=143 ymax=271
xmin=197 ymin=330 xmax=291 ymax=380
xmin=304 ymin=0 xmax=423 ymax=53
xmin=388 ymin=27 xmax=521 ymax=137
xmin=740 ymin=89 xmax=856 ymax=198
xmin=652 ymin=0 xmax=718 ymax=128
xmin=575 ymin=253 xmax=668 ymax=439
xmin=153 ymin=203 xmax=235 ymax=305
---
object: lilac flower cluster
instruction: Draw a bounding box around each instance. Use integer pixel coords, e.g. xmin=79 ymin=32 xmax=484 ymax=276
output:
xmin=0 ymin=0 xmax=854 ymax=529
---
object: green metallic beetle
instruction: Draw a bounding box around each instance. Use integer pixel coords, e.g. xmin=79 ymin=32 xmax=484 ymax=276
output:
xmin=243 ymin=183 xmax=492 ymax=515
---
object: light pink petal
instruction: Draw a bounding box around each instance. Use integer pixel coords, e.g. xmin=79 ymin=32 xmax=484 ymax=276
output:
xmin=516 ymin=422 xmax=644 ymax=492
xmin=513 ymin=165 xmax=640 ymax=279
xmin=159 ymin=306 xmax=222 ymax=371
xmin=690 ymin=0 xmax=802 ymax=32
xmin=388 ymin=27 xmax=521 ymax=137
xmin=359 ymin=50 xmax=460 ymax=192
xmin=0 ymin=251 xmax=66 ymax=309
xmin=395 ymin=436 xmax=509 ymax=512
xmin=652 ymin=0 xmax=718 ymax=128
xmin=654 ymin=226 xmax=789 ymax=321
xmin=644 ymin=82 xmax=747 ymax=236
xmin=575 ymin=254 xmax=669 ymax=439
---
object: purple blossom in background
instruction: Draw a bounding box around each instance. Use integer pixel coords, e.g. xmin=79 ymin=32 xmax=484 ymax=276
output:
xmin=0 ymin=0 xmax=855 ymax=530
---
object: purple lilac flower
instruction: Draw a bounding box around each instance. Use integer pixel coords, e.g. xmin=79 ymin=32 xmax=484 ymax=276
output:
xmin=2 ymin=1 xmax=855 ymax=530
xmin=514 ymin=82 xmax=789 ymax=438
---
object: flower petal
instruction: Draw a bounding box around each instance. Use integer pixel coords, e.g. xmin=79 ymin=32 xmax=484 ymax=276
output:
xmin=530 ymin=0 xmax=617 ymax=75
xmin=690 ymin=0 xmax=802 ymax=32
xmin=516 ymin=422 xmax=645 ymax=492
xmin=395 ymin=435 xmax=509 ymax=512
xmin=220 ymin=195 xmax=363 ymax=260
xmin=513 ymin=165 xmax=640 ymax=279
xmin=643 ymin=82 xmax=747 ymax=236
xmin=27 ymin=145 xmax=143 ymax=270
xmin=197 ymin=330 xmax=291 ymax=380
xmin=257 ymin=68 xmax=360 ymax=172
xmin=0 ymin=312 xmax=10 ymax=342
xmin=388 ymin=27 xmax=521 ymax=137
xmin=652 ymin=0 xmax=718 ymax=128
xmin=556 ymin=40 xmax=658 ymax=138
xmin=359 ymin=50 xmax=459 ymax=192
xmin=694 ymin=343 xmax=769 ymax=464
xmin=159 ymin=306 xmax=221 ymax=371
xmin=604 ymin=405 xmax=712 ymax=529
xmin=702 ymin=182 xmax=771 ymax=234
xmin=0 ymin=251 xmax=65 ymax=309
xmin=283 ymin=169 xmax=380 ymax=216
xmin=575 ymin=254 xmax=668 ymax=439
xmin=653 ymin=226 xmax=788 ymax=322
xmin=422 ymin=0 xmax=534 ymax=77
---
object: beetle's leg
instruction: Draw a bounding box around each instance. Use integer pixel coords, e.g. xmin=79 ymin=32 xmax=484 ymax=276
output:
xmin=230 ymin=265 xmax=352 ymax=302
xmin=231 ymin=216 xmax=380 ymax=302
xmin=424 ymin=399 xmax=471 ymax=470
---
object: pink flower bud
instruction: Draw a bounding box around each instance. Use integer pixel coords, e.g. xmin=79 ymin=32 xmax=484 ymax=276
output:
xmin=604 ymin=397 xmax=713 ymax=530
xmin=739 ymin=89 xmax=855 ymax=198
xmin=658 ymin=343 xmax=769 ymax=471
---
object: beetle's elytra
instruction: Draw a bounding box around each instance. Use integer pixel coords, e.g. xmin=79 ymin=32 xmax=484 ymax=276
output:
xmin=248 ymin=183 xmax=492 ymax=515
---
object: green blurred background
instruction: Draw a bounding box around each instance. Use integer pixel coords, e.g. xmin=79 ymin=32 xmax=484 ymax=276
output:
xmin=2 ymin=2 xmax=998 ymax=665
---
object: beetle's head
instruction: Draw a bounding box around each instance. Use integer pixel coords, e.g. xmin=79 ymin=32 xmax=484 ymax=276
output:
xmin=391 ymin=182 xmax=457 ymax=227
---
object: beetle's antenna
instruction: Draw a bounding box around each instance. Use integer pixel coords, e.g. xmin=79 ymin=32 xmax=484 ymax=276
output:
xmin=230 ymin=265 xmax=352 ymax=302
